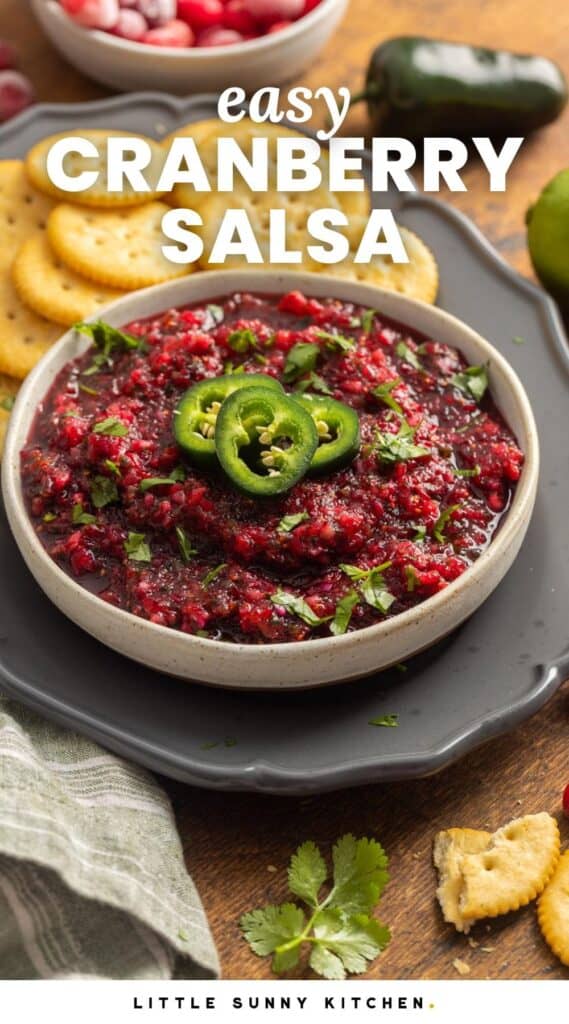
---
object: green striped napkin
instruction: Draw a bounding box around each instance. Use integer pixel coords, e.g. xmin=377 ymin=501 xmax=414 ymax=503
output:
xmin=0 ymin=697 xmax=219 ymax=980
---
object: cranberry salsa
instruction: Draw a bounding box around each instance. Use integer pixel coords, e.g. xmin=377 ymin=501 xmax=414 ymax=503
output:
xmin=21 ymin=290 xmax=524 ymax=644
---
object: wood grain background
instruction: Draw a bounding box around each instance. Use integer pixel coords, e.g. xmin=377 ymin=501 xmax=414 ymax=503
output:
xmin=3 ymin=0 xmax=569 ymax=981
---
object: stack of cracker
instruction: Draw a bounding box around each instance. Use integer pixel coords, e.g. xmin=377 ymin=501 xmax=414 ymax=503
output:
xmin=0 ymin=119 xmax=439 ymax=453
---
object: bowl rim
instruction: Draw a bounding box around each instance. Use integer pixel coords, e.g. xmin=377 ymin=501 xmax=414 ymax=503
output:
xmin=2 ymin=270 xmax=539 ymax=662
xmin=36 ymin=0 xmax=344 ymax=59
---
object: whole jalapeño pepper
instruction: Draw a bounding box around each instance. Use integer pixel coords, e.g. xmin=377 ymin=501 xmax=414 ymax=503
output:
xmin=352 ymin=37 xmax=568 ymax=139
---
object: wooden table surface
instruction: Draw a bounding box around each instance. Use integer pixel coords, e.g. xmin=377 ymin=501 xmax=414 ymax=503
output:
xmin=5 ymin=0 xmax=569 ymax=982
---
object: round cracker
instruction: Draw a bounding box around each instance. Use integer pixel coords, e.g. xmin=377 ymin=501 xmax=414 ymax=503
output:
xmin=0 ymin=161 xmax=53 ymax=270
xmin=0 ymin=274 xmax=62 ymax=380
xmin=47 ymin=202 xmax=189 ymax=290
xmin=25 ymin=130 xmax=166 ymax=208
xmin=538 ymin=850 xmax=569 ymax=966
xmin=160 ymin=117 xmax=226 ymax=151
xmin=13 ymin=233 xmax=127 ymax=328
xmin=0 ymin=372 xmax=19 ymax=457
xmin=319 ymin=225 xmax=439 ymax=304
xmin=170 ymin=117 xmax=369 ymax=219
xmin=198 ymin=190 xmax=322 ymax=272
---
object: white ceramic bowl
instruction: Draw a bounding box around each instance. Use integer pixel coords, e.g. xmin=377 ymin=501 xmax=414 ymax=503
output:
xmin=31 ymin=0 xmax=348 ymax=94
xmin=2 ymin=271 xmax=539 ymax=690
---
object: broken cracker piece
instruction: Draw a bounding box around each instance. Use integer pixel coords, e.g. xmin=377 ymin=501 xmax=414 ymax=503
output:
xmin=434 ymin=827 xmax=491 ymax=933
xmin=538 ymin=849 xmax=569 ymax=966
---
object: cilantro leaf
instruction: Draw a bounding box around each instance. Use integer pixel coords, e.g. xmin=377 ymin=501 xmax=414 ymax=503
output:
xmin=372 ymin=420 xmax=430 ymax=465
xmin=124 ymin=532 xmax=151 ymax=563
xmin=449 ymin=364 xmax=489 ymax=402
xmin=79 ymin=383 xmax=98 ymax=397
xmin=71 ymin=503 xmax=96 ymax=526
xmin=43 ymin=512 xmax=57 ymax=523
xmin=176 ymin=526 xmax=197 ymax=563
xmin=139 ymin=466 xmax=186 ymax=492
xmin=372 ymin=379 xmax=403 ymax=415
xmin=433 ymin=503 xmax=461 ymax=543
xmin=453 ymin=464 xmax=481 ymax=478
xmin=240 ymin=903 xmax=305 ymax=961
xmin=396 ymin=340 xmax=422 ymax=370
xmin=278 ymin=512 xmax=309 ymax=533
xmin=1 ymin=395 xmax=15 ymax=411
xmin=104 ymin=459 xmax=121 ymax=477
xmin=270 ymin=590 xmax=330 ymax=628
xmin=76 ymin=320 xmax=144 ymax=376
xmin=329 ymin=834 xmax=389 ymax=916
xmin=413 ymin=524 xmax=427 ymax=542
xmin=227 ymin=328 xmax=257 ymax=353
xmin=293 ymin=372 xmax=333 ymax=396
xmin=92 ymin=417 xmax=128 ymax=437
xmin=361 ymin=309 xmax=376 ymax=334
xmin=288 ymin=841 xmax=327 ymax=908
xmin=239 ymin=834 xmax=391 ymax=980
xmin=202 ymin=563 xmax=226 ymax=587
xmin=90 ymin=475 xmax=118 ymax=509
xmin=330 ymin=590 xmax=359 ymax=636
xmin=315 ymin=329 xmax=355 ymax=353
xmin=340 ymin=562 xmax=394 ymax=614
xmin=283 ymin=342 xmax=319 ymax=383
xmin=404 ymin=565 xmax=419 ymax=593
xmin=369 ymin=714 xmax=399 ymax=728
xmin=311 ymin=909 xmax=391 ymax=978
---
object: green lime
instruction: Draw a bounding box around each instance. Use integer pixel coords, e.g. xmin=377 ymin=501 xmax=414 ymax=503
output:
xmin=527 ymin=169 xmax=569 ymax=306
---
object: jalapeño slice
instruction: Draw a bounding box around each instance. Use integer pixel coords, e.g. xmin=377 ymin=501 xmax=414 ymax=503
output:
xmin=174 ymin=373 xmax=282 ymax=466
xmin=215 ymin=387 xmax=318 ymax=497
xmin=292 ymin=393 xmax=360 ymax=473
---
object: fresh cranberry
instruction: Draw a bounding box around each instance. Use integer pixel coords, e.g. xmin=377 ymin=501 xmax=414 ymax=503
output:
xmin=60 ymin=0 xmax=120 ymax=29
xmin=177 ymin=0 xmax=224 ymax=30
xmin=0 ymin=70 xmax=34 ymax=122
xmin=136 ymin=0 xmax=176 ymax=24
xmin=222 ymin=0 xmax=258 ymax=34
xmin=144 ymin=18 xmax=194 ymax=44
xmin=197 ymin=26 xmax=244 ymax=44
xmin=241 ymin=0 xmax=303 ymax=23
xmin=113 ymin=8 xmax=148 ymax=38
xmin=303 ymin=0 xmax=320 ymax=10
xmin=0 ymin=40 xmax=17 ymax=70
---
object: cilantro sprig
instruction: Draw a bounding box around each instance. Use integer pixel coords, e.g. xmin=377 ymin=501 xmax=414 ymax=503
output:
xmin=240 ymin=834 xmax=390 ymax=979
xmin=278 ymin=512 xmax=309 ymax=533
xmin=227 ymin=328 xmax=258 ymax=353
xmin=372 ymin=379 xmax=403 ymax=415
xmin=315 ymin=330 xmax=355 ymax=353
xmin=92 ymin=417 xmax=128 ymax=437
xmin=433 ymin=504 xmax=461 ymax=543
xmin=76 ymin=320 xmax=145 ymax=377
xmin=395 ymin=340 xmax=422 ymax=370
xmin=293 ymin=372 xmax=333 ymax=396
xmin=340 ymin=561 xmax=395 ymax=614
xmin=372 ymin=420 xmax=430 ymax=466
xmin=283 ymin=342 xmax=319 ymax=384
xmin=449 ymin=364 xmax=489 ymax=402
xmin=139 ymin=466 xmax=186 ymax=492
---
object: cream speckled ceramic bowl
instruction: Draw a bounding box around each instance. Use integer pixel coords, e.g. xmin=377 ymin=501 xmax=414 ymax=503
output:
xmin=2 ymin=271 xmax=539 ymax=690
xmin=31 ymin=0 xmax=348 ymax=94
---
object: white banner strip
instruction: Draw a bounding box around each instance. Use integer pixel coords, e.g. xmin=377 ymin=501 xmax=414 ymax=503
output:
xmin=0 ymin=980 xmax=565 ymax=1023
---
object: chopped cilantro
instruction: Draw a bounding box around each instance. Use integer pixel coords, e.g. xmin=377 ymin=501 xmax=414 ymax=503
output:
xmin=202 ymin=563 xmax=227 ymax=587
xmin=124 ymin=532 xmax=151 ymax=563
xmin=79 ymin=384 xmax=99 ymax=397
xmin=294 ymin=372 xmax=333 ymax=396
xmin=76 ymin=320 xmax=144 ymax=376
xmin=92 ymin=417 xmax=128 ymax=437
xmin=71 ymin=503 xmax=96 ymax=526
xmin=433 ymin=504 xmax=461 ymax=543
xmin=453 ymin=464 xmax=480 ymax=478
xmin=412 ymin=524 xmax=427 ymax=542
xmin=1 ymin=395 xmax=15 ymax=411
xmin=283 ymin=342 xmax=319 ymax=383
xmin=330 ymin=591 xmax=359 ymax=636
xmin=361 ymin=309 xmax=376 ymax=334
xmin=90 ymin=475 xmax=118 ymax=509
xmin=139 ymin=466 xmax=185 ymax=492
xmin=316 ymin=329 xmax=355 ymax=353
xmin=372 ymin=379 xmax=403 ymax=415
xmin=340 ymin=561 xmax=395 ymax=614
xmin=404 ymin=565 xmax=420 ymax=593
xmin=449 ymin=364 xmax=489 ymax=402
xmin=176 ymin=526 xmax=197 ymax=563
xmin=43 ymin=512 xmax=56 ymax=523
xmin=270 ymin=590 xmax=330 ymax=627
xmin=395 ymin=340 xmax=422 ymax=370
xmin=278 ymin=512 xmax=309 ymax=533
xmin=104 ymin=459 xmax=121 ymax=477
xmin=227 ymin=328 xmax=257 ymax=353
xmin=369 ymin=714 xmax=399 ymax=728
xmin=240 ymin=834 xmax=390 ymax=979
xmin=372 ymin=420 xmax=430 ymax=465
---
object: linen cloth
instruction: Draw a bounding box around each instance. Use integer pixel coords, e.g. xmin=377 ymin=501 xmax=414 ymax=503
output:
xmin=0 ymin=696 xmax=219 ymax=980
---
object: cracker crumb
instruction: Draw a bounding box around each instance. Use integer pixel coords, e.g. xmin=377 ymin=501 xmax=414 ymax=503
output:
xmin=267 ymin=865 xmax=277 ymax=873
xmin=480 ymin=946 xmax=495 ymax=953
xmin=467 ymin=937 xmax=479 ymax=949
xmin=452 ymin=958 xmax=471 ymax=976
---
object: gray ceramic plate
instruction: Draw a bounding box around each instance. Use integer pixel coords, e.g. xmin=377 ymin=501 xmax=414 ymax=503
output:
xmin=1 ymin=93 xmax=568 ymax=794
